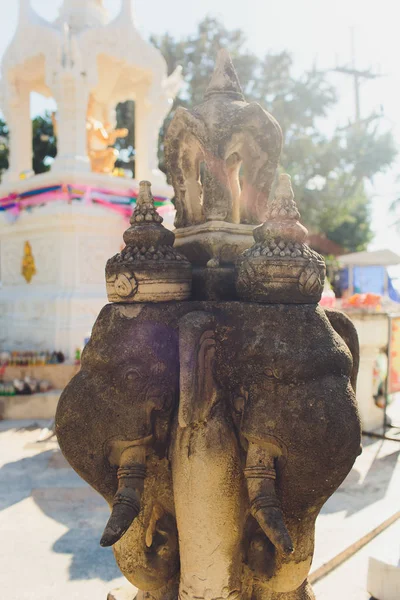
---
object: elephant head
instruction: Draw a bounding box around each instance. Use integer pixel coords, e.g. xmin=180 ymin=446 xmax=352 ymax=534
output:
xmin=215 ymin=303 xmax=361 ymax=596
xmin=55 ymin=303 xmax=182 ymax=592
xmin=165 ymin=50 xmax=283 ymax=230
xmin=169 ymin=307 xmax=316 ymax=600
xmin=57 ymin=301 xmax=361 ymax=600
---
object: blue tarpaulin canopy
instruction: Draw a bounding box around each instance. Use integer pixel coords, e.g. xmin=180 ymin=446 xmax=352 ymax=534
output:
xmin=338 ymin=249 xmax=400 ymax=302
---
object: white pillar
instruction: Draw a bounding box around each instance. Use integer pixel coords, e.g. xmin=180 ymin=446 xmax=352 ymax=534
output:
xmin=51 ymin=74 xmax=91 ymax=173
xmin=2 ymin=84 xmax=32 ymax=181
xmin=346 ymin=312 xmax=389 ymax=432
xmin=135 ymin=92 xmax=168 ymax=187
xmin=134 ymin=95 xmax=151 ymax=181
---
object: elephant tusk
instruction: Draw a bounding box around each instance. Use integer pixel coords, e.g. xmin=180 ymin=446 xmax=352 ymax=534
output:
xmin=100 ymin=446 xmax=146 ymax=547
xmin=245 ymin=444 xmax=294 ymax=556
xmin=145 ymin=503 xmax=166 ymax=548
xmin=248 ymin=498 xmax=294 ymax=555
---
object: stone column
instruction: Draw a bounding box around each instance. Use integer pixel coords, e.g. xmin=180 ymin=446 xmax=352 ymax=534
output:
xmin=2 ymin=84 xmax=32 ymax=181
xmin=51 ymin=73 xmax=91 ymax=173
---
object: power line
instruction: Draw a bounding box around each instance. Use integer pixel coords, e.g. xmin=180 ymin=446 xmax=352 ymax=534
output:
xmin=332 ymin=28 xmax=382 ymax=123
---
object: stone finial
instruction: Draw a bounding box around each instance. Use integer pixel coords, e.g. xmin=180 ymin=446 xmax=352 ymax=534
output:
xmin=106 ymin=181 xmax=192 ymax=303
xmin=254 ymin=173 xmax=306 ymax=245
xmin=236 ymin=173 xmax=326 ymax=303
xmin=265 ymin=173 xmax=300 ymax=221
xmin=123 ymin=180 xmax=172 ymax=246
xmin=164 ymin=50 xmax=283 ymax=277
xmin=204 ymin=49 xmax=245 ymax=100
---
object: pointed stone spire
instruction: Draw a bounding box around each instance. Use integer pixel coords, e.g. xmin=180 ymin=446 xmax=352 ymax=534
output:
xmin=106 ymin=181 xmax=192 ymax=303
xmin=254 ymin=174 xmax=306 ymax=245
xmin=265 ymin=174 xmax=300 ymax=221
xmin=123 ymin=180 xmax=168 ymax=245
xmin=204 ymin=49 xmax=245 ymax=101
xmin=235 ymin=173 xmax=326 ymax=303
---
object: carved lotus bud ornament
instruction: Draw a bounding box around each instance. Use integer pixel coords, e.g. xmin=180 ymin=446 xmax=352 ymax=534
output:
xmin=236 ymin=173 xmax=325 ymax=303
xmin=106 ymin=181 xmax=192 ymax=302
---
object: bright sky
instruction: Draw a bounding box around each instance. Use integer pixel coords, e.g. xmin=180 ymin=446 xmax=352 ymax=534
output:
xmin=0 ymin=0 xmax=399 ymax=253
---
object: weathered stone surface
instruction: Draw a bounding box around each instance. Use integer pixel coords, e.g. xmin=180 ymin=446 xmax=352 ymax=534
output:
xmin=191 ymin=266 xmax=237 ymax=300
xmin=236 ymin=174 xmax=325 ymax=303
xmin=165 ymin=50 xmax=282 ymax=229
xmin=173 ymin=220 xmax=255 ymax=266
xmin=56 ymin=51 xmax=361 ymax=600
xmin=56 ymin=301 xmax=361 ymax=599
xmin=106 ymin=181 xmax=192 ymax=303
xmin=164 ymin=49 xmax=283 ymax=272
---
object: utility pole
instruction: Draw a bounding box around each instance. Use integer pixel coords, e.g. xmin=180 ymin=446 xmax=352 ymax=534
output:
xmin=333 ymin=28 xmax=381 ymax=123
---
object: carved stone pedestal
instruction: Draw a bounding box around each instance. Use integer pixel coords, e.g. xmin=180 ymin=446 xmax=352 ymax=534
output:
xmin=174 ymin=221 xmax=255 ymax=266
xmin=56 ymin=51 xmax=361 ymax=600
xmin=57 ymin=300 xmax=360 ymax=600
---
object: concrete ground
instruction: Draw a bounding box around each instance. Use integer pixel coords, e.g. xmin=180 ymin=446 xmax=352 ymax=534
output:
xmin=311 ymin=429 xmax=400 ymax=576
xmin=1 ymin=419 xmax=399 ymax=600
xmin=314 ymin=518 xmax=400 ymax=600
xmin=0 ymin=420 xmax=126 ymax=600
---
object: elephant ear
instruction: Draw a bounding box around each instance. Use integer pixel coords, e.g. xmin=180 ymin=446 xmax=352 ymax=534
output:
xmin=178 ymin=311 xmax=217 ymax=428
xmin=325 ymin=308 xmax=360 ymax=392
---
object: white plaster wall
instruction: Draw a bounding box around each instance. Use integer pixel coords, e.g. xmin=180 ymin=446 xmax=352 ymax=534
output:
xmin=0 ymin=200 xmax=126 ymax=358
xmin=345 ymin=312 xmax=389 ymax=432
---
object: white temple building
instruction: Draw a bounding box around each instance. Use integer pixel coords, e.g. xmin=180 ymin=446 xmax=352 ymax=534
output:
xmin=0 ymin=0 xmax=180 ymax=359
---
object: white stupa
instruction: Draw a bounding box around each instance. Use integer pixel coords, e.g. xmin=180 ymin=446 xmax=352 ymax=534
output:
xmin=0 ymin=0 xmax=181 ymax=358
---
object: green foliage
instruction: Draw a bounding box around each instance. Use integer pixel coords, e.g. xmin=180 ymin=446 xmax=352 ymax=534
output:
xmin=0 ymin=118 xmax=9 ymax=180
xmin=0 ymin=15 xmax=395 ymax=252
xmin=289 ymin=118 xmax=396 ymax=250
xmin=151 ymin=16 xmax=397 ymax=252
xmin=390 ymin=192 xmax=400 ymax=230
xmin=0 ymin=112 xmax=56 ymax=178
xmin=32 ymin=112 xmax=57 ymax=174
xmin=114 ymin=100 xmax=135 ymax=176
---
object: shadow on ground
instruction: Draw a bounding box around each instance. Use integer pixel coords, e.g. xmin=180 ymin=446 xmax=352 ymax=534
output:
xmin=0 ymin=426 xmax=121 ymax=582
xmin=321 ymin=438 xmax=400 ymax=517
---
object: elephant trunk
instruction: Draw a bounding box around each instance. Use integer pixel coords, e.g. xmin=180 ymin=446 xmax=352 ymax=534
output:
xmin=100 ymin=445 xmax=146 ymax=547
xmin=172 ymin=311 xmax=246 ymax=600
xmin=245 ymin=442 xmax=293 ymax=556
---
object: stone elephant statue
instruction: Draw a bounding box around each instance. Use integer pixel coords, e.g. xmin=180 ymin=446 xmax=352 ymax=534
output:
xmin=56 ymin=301 xmax=361 ymax=600
xmin=171 ymin=303 xmax=361 ymax=600
xmin=56 ymin=303 xmax=183 ymax=600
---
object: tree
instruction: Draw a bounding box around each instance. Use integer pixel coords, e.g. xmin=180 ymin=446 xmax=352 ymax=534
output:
xmin=0 ymin=118 xmax=9 ymax=181
xmin=0 ymin=113 xmax=57 ymax=179
xmin=32 ymin=112 xmax=57 ymax=174
xmin=114 ymin=100 xmax=136 ymax=176
xmin=389 ymin=173 xmax=400 ymax=230
xmin=151 ymin=16 xmax=397 ymax=252
xmin=1 ymin=16 xmax=395 ymax=252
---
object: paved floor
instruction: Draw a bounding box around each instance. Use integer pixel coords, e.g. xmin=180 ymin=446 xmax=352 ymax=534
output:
xmin=1 ymin=419 xmax=399 ymax=600
xmin=0 ymin=420 xmax=126 ymax=600
xmin=311 ymin=431 xmax=400 ymax=575
xmin=314 ymin=518 xmax=400 ymax=600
